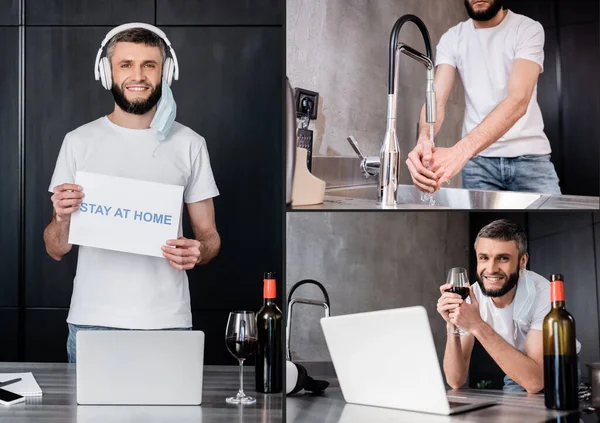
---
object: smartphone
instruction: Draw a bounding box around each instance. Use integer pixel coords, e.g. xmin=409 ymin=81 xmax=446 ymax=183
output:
xmin=0 ymin=388 xmax=25 ymax=406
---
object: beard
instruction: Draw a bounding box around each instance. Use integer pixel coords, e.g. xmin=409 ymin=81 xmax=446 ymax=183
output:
xmin=476 ymin=266 xmax=519 ymax=298
xmin=464 ymin=0 xmax=504 ymax=21
xmin=111 ymin=81 xmax=162 ymax=115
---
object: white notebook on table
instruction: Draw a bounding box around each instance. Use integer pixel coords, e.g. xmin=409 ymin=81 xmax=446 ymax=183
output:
xmin=0 ymin=372 xmax=42 ymax=396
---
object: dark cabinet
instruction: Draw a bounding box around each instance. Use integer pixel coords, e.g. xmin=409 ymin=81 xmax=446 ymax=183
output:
xmin=560 ymin=22 xmax=600 ymax=196
xmin=25 ymin=309 xmax=69 ymax=362
xmin=25 ymin=0 xmax=154 ymax=25
xmin=558 ymin=0 xmax=599 ymax=26
xmin=24 ymin=27 xmax=112 ymax=307
xmin=0 ymin=310 xmax=19 ymax=361
xmin=503 ymin=1 xmax=600 ymax=196
xmin=0 ymin=28 xmax=20 ymax=307
xmin=167 ymin=26 xmax=283 ymax=311
xmin=536 ymin=27 xmax=561 ymax=184
xmin=504 ymin=0 xmax=556 ymax=27
xmin=157 ymin=0 xmax=282 ymax=26
xmin=596 ymin=224 xmax=600 ymax=328
xmin=0 ymin=0 xmax=19 ymax=25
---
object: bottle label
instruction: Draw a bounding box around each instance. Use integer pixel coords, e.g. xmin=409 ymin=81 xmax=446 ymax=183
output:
xmin=550 ymin=281 xmax=565 ymax=302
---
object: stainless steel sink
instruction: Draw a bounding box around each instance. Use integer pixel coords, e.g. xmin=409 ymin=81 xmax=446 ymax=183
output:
xmin=325 ymin=184 xmax=549 ymax=209
xmin=304 ymin=156 xmax=599 ymax=210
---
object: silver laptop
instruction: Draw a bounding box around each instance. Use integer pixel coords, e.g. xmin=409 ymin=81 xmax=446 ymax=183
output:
xmin=76 ymin=330 xmax=204 ymax=405
xmin=320 ymin=306 xmax=496 ymax=415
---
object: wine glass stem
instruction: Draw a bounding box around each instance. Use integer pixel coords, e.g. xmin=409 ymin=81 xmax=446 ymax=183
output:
xmin=238 ymin=359 xmax=245 ymax=396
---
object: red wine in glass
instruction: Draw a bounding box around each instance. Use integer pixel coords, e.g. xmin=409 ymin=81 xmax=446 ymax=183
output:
xmin=225 ymin=311 xmax=258 ymax=404
xmin=446 ymin=267 xmax=470 ymax=335
xmin=226 ymin=336 xmax=257 ymax=360
xmin=446 ymin=286 xmax=469 ymax=300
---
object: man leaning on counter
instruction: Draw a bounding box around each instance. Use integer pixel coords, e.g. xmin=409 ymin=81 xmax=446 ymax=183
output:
xmin=437 ymin=219 xmax=581 ymax=393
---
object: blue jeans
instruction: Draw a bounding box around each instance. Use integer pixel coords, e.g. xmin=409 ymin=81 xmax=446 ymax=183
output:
xmin=462 ymin=154 xmax=561 ymax=194
xmin=67 ymin=323 xmax=192 ymax=363
xmin=503 ymin=358 xmax=582 ymax=392
xmin=503 ymin=375 xmax=527 ymax=392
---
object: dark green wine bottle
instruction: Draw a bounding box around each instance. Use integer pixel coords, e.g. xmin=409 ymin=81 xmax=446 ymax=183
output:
xmin=255 ymin=272 xmax=283 ymax=393
xmin=543 ymin=274 xmax=578 ymax=410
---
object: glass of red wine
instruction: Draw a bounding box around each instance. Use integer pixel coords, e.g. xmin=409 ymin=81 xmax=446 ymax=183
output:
xmin=446 ymin=267 xmax=470 ymax=335
xmin=225 ymin=310 xmax=258 ymax=404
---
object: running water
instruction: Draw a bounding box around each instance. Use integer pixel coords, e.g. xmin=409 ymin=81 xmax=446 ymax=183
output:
xmin=420 ymin=122 xmax=437 ymax=206
xmin=429 ymin=122 xmax=434 ymax=145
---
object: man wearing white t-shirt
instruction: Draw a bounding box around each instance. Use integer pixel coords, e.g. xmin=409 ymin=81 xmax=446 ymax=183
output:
xmin=437 ymin=219 xmax=580 ymax=393
xmin=43 ymin=25 xmax=221 ymax=363
xmin=407 ymin=0 xmax=561 ymax=194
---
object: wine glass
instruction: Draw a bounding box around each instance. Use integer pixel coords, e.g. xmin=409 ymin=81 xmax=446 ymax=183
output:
xmin=225 ymin=311 xmax=258 ymax=404
xmin=446 ymin=267 xmax=470 ymax=335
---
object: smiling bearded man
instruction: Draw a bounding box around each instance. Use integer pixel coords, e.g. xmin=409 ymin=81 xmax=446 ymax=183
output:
xmin=44 ymin=24 xmax=221 ymax=364
xmin=436 ymin=219 xmax=581 ymax=393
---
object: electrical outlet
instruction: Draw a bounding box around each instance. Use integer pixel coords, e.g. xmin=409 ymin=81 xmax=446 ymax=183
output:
xmin=295 ymin=88 xmax=319 ymax=120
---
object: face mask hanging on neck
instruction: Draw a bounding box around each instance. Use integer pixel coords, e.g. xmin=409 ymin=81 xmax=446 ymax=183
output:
xmin=512 ymin=269 xmax=536 ymax=340
xmin=150 ymin=77 xmax=177 ymax=141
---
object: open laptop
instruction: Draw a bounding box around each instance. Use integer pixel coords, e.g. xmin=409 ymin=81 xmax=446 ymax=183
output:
xmin=76 ymin=330 xmax=204 ymax=405
xmin=320 ymin=306 xmax=496 ymax=415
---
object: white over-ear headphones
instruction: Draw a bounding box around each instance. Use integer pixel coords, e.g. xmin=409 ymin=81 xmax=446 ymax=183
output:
xmin=94 ymin=22 xmax=180 ymax=90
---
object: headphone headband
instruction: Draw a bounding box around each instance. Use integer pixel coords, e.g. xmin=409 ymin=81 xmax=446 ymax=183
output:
xmin=94 ymin=22 xmax=179 ymax=83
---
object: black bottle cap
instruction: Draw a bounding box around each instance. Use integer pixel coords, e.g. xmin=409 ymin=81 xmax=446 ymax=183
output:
xmin=264 ymin=272 xmax=276 ymax=280
xmin=551 ymin=273 xmax=564 ymax=282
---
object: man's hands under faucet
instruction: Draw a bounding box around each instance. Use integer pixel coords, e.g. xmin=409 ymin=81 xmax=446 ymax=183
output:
xmin=406 ymin=138 xmax=438 ymax=193
xmin=429 ymin=145 xmax=471 ymax=190
xmin=407 ymin=140 xmax=471 ymax=192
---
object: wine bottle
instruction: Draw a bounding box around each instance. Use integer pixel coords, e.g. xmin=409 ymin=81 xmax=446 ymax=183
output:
xmin=543 ymin=273 xmax=578 ymax=410
xmin=255 ymin=272 xmax=283 ymax=393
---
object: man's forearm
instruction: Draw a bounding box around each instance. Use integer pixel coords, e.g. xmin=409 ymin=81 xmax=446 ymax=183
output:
xmin=196 ymin=230 xmax=220 ymax=265
xmin=455 ymin=95 xmax=529 ymax=158
xmin=43 ymin=218 xmax=72 ymax=261
xmin=472 ymin=322 xmax=543 ymax=393
xmin=443 ymin=324 xmax=469 ymax=388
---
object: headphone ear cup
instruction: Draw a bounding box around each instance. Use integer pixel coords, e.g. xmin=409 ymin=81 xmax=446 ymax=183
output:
xmin=163 ymin=57 xmax=174 ymax=86
xmin=100 ymin=57 xmax=112 ymax=90
xmin=288 ymin=362 xmax=308 ymax=396
xmin=97 ymin=58 xmax=106 ymax=89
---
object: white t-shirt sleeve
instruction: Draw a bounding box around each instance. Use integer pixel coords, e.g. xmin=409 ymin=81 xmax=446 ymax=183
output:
xmin=435 ymin=28 xmax=456 ymax=68
xmin=514 ymin=21 xmax=545 ymax=73
xmin=184 ymin=137 xmax=219 ymax=204
xmin=48 ymin=133 xmax=76 ymax=193
xmin=530 ymin=285 xmax=551 ymax=331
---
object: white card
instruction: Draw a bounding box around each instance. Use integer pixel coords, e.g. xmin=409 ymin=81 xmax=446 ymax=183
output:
xmin=68 ymin=171 xmax=184 ymax=258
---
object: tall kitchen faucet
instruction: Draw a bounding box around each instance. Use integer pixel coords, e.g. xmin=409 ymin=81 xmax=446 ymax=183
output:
xmin=348 ymin=14 xmax=437 ymax=207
